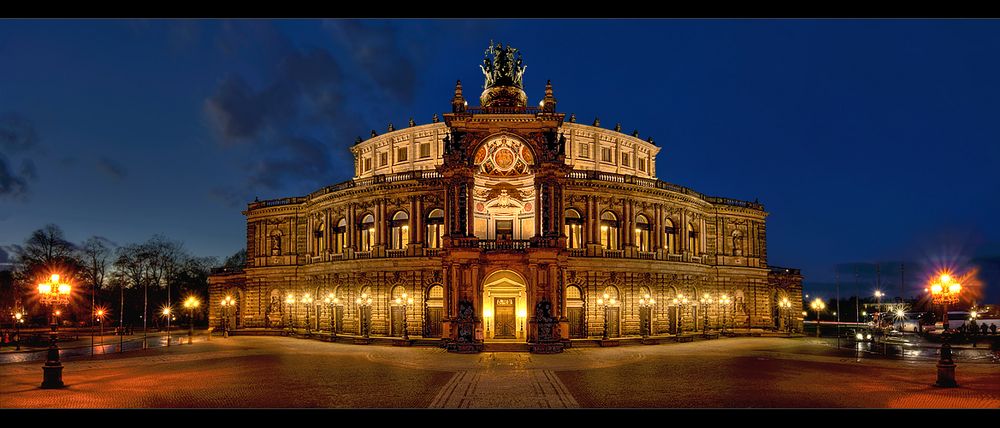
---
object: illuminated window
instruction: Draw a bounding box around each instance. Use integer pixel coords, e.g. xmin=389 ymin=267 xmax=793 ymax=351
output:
xmin=379 ymin=152 xmax=388 ymax=167
xmin=333 ymin=218 xmax=347 ymax=253
xmin=635 ymin=214 xmax=651 ymax=252
xmin=638 ymin=158 xmax=646 ymax=172
xmin=622 ymin=152 xmax=630 ymax=167
xmin=426 ymin=209 xmax=444 ymax=248
xmin=419 ymin=143 xmax=431 ymax=158
xmin=397 ymin=147 xmax=408 ymax=163
xmin=390 ymin=211 xmax=409 ymax=250
xmin=313 ymin=222 xmax=325 ymax=254
xmin=600 ymin=211 xmax=619 ymax=250
xmin=564 ymin=209 xmax=584 ymax=249
xmin=360 ymin=214 xmax=375 ymax=252
xmin=601 ymin=147 xmax=612 ymax=163
xmin=688 ymin=222 xmax=699 ymax=255
xmin=663 ymin=218 xmax=676 ymax=254
xmin=579 ymin=143 xmax=590 ymax=159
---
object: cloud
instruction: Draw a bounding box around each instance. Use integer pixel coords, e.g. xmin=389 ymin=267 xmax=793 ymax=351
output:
xmin=208 ymin=186 xmax=245 ymax=208
xmin=323 ymin=20 xmax=420 ymax=105
xmin=0 ymin=112 xmax=40 ymax=200
xmin=96 ymin=157 xmax=128 ymax=180
xmin=0 ymin=112 xmax=39 ymax=153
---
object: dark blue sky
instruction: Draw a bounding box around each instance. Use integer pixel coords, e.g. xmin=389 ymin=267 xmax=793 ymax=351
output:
xmin=1 ymin=19 xmax=998 ymax=302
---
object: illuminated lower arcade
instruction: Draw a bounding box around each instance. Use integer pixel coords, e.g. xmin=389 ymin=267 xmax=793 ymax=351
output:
xmin=208 ymin=42 xmax=804 ymax=352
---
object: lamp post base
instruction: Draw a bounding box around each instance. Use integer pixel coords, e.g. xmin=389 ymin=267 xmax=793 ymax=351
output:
xmin=41 ymin=364 xmax=64 ymax=389
xmin=934 ymin=363 xmax=958 ymax=388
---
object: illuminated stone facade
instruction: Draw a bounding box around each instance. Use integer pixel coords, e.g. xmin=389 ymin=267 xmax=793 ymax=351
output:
xmin=208 ymin=43 xmax=804 ymax=351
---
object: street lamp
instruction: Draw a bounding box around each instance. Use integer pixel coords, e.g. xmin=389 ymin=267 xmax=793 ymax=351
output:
xmin=672 ymin=294 xmax=690 ymax=337
xmin=517 ymin=308 xmax=527 ymax=339
xmin=183 ymin=296 xmax=200 ymax=345
xmin=874 ymin=290 xmax=884 ymax=330
xmin=302 ymin=293 xmax=314 ymax=336
xmin=323 ymin=293 xmax=340 ymax=339
xmin=483 ymin=308 xmax=493 ymax=339
xmin=162 ymin=307 xmax=172 ymax=347
xmin=930 ymin=272 xmax=961 ymax=388
xmin=220 ymin=295 xmax=235 ymax=338
xmin=356 ymin=293 xmax=372 ymax=338
xmin=699 ymin=294 xmax=713 ymax=335
xmin=810 ymin=298 xmax=826 ymax=338
xmin=596 ymin=293 xmax=616 ymax=340
xmin=778 ymin=298 xmax=792 ymax=333
xmin=718 ymin=294 xmax=731 ymax=334
xmin=95 ymin=309 xmax=106 ymax=353
xmin=13 ymin=311 xmax=24 ymax=351
xmin=37 ymin=273 xmax=72 ymax=389
xmin=395 ymin=292 xmax=413 ymax=340
xmin=638 ymin=294 xmax=655 ymax=338
xmin=285 ymin=294 xmax=295 ymax=335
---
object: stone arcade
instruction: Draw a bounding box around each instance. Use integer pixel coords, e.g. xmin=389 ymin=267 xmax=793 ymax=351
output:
xmin=208 ymin=42 xmax=804 ymax=352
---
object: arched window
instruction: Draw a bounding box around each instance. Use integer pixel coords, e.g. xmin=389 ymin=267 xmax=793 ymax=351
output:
xmin=389 ymin=211 xmax=409 ymax=250
xmin=333 ymin=218 xmax=347 ymax=254
xmin=639 ymin=286 xmax=652 ymax=301
xmin=635 ymin=214 xmax=651 ymax=252
xmin=602 ymin=286 xmax=620 ymax=304
xmin=688 ymin=222 xmax=699 ymax=255
xmin=664 ymin=218 xmax=676 ymax=254
xmin=313 ymin=221 xmax=325 ymax=254
xmin=360 ymin=214 xmax=375 ymax=252
xmin=600 ymin=211 xmax=619 ymax=250
xmin=564 ymin=209 xmax=584 ymax=249
xmin=426 ymin=209 xmax=444 ymax=249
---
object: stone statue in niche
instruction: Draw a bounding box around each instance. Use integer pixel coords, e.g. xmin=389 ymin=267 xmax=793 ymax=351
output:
xmin=270 ymin=234 xmax=281 ymax=256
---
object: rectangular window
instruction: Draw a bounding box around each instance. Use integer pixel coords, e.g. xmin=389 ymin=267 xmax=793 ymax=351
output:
xmin=638 ymin=158 xmax=646 ymax=172
xmin=622 ymin=153 xmax=630 ymax=167
xmin=601 ymin=147 xmax=612 ymax=163
xmin=397 ymin=147 xmax=408 ymax=162
xmin=419 ymin=143 xmax=430 ymax=158
xmin=579 ymin=143 xmax=590 ymax=159
xmin=364 ymin=158 xmax=372 ymax=172
xmin=379 ymin=152 xmax=388 ymax=167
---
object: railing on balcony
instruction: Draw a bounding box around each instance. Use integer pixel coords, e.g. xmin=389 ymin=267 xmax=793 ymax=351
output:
xmin=354 ymin=251 xmax=372 ymax=259
xmin=666 ymin=254 xmax=683 ymax=262
xmin=567 ymin=248 xmax=586 ymax=257
xmin=479 ymin=239 xmax=532 ymax=251
xmin=423 ymin=248 xmax=443 ymax=257
xmin=386 ymin=249 xmax=407 ymax=258
xmin=565 ymin=170 xmax=765 ymax=210
xmin=249 ymin=170 xmax=444 ymax=210
xmin=463 ymin=106 xmax=542 ymax=115
xmin=602 ymin=249 xmax=624 ymax=258
xmin=637 ymin=251 xmax=656 ymax=260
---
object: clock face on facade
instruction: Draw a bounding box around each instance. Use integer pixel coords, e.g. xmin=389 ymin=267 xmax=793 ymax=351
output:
xmin=473 ymin=134 xmax=534 ymax=177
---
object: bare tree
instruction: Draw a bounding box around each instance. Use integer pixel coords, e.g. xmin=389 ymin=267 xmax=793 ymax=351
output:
xmin=14 ymin=224 xmax=83 ymax=322
xmin=79 ymin=236 xmax=114 ymax=326
xmin=146 ymin=235 xmax=188 ymax=335
xmin=115 ymin=242 xmax=154 ymax=346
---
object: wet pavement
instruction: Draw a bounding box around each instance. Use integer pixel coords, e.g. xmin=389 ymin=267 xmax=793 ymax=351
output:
xmin=1 ymin=336 xmax=997 ymax=408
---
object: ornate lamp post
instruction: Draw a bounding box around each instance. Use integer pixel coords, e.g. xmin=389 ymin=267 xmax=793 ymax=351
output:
xmin=395 ymin=292 xmax=414 ymax=340
xmin=718 ymin=294 xmax=731 ymax=334
xmin=672 ymin=294 xmax=690 ymax=337
xmin=596 ymin=293 xmax=616 ymax=340
xmin=95 ymin=309 xmax=105 ymax=352
xmin=810 ymin=298 xmax=825 ymax=337
xmin=778 ymin=298 xmax=792 ymax=333
xmin=162 ymin=307 xmax=172 ymax=347
xmin=699 ymin=294 xmax=713 ymax=335
xmin=517 ymin=308 xmax=527 ymax=339
xmin=220 ymin=295 xmax=235 ymax=338
xmin=324 ymin=293 xmax=340 ymax=339
xmin=37 ymin=273 xmax=72 ymax=389
xmin=356 ymin=293 xmax=373 ymax=338
xmin=930 ymin=272 xmax=961 ymax=388
xmin=184 ymin=296 xmax=200 ymax=345
xmin=13 ymin=311 xmax=24 ymax=351
xmin=302 ymin=293 xmax=314 ymax=336
xmin=638 ymin=294 xmax=655 ymax=338
xmin=284 ymin=294 xmax=296 ymax=335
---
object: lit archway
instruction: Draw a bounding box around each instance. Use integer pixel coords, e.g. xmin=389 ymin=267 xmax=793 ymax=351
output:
xmin=481 ymin=269 xmax=528 ymax=342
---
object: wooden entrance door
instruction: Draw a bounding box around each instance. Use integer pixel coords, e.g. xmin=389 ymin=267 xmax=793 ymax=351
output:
xmin=426 ymin=307 xmax=443 ymax=337
xmin=607 ymin=307 xmax=621 ymax=338
xmin=391 ymin=306 xmax=404 ymax=336
xmin=494 ymin=298 xmax=516 ymax=339
xmin=568 ymin=307 xmax=585 ymax=338
xmin=334 ymin=306 xmax=344 ymax=333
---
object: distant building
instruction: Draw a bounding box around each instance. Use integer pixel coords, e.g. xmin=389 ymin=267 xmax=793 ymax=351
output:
xmin=209 ymin=42 xmax=804 ymax=351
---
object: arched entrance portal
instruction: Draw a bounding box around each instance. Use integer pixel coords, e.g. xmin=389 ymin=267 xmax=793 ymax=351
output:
xmin=482 ymin=270 xmax=528 ymax=342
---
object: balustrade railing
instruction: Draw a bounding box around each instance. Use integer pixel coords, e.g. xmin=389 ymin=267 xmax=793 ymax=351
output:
xmin=564 ymin=170 xmax=764 ymax=210
xmin=602 ymin=249 xmax=625 ymax=258
xmin=386 ymin=249 xmax=407 ymax=258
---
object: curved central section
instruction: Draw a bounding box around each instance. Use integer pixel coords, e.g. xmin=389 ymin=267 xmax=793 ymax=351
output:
xmin=473 ymin=134 xmax=536 ymax=240
xmin=482 ymin=269 xmax=528 ymax=342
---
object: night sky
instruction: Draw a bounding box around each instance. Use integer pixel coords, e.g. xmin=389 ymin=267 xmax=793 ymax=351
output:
xmin=1 ymin=19 xmax=999 ymax=303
